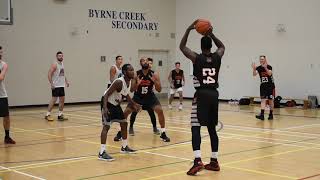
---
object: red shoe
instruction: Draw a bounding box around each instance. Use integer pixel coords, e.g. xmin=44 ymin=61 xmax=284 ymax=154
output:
xmin=204 ymin=158 xmax=220 ymax=171
xmin=187 ymin=158 xmax=204 ymax=176
xmin=4 ymin=137 xmax=16 ymax=144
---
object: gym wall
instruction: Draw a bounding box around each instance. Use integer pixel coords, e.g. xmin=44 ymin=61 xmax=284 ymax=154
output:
xmin=0 ymin=0 xmax=176 ymax=106
xmin=176 ymin=0 xmax=320 ymax=100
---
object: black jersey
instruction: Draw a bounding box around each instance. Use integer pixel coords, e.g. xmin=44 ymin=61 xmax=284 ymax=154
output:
xmin=256 ymin=65 xmax=274 ymax=86
xmin=134 ymin=69 xmax=155 ymax=97
xmin=171 ymin=69 xmax=184 ymax=88
xmin=193 ymin=52 xmax=221 ymax=89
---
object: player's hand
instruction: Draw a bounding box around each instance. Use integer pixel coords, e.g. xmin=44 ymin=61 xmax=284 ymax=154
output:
xmin=204 ymin=25 xmax=213 ymax=36
xmin=188 ymin=20 xmax=198 ymax=30
xmin=115 ymin=99 xmax=122 ymax=104
xmin=133 ymin=103 xmax=142 ymax=112
xmin=251 ymin=62 xmax=256 ymax=70
xmin=51 ymin=83 xmax=55 ymax=90
xmin=66 ymin=82 xmax=70 ymax=87
xmin=170 ymin=82 xmax=175 ymax=89
xmin=151 ymin=73 xmax=159 ymax=83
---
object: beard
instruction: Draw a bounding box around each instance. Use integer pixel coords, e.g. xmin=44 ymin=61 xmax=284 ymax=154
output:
xmin=141 ymin=63 xmax=149 ymax=70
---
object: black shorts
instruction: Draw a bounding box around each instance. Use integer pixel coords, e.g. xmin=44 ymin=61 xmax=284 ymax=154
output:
xmin=100 ymin=96 xmax=125 ymax=126
xmin=196 ymin=88 xmax=219 ymax=126
xmin=260 ymin=84 xmax=275 ymax=100
xmin=132 ymin=93 xmax=160 ymax=110
xmin=0 ymin=98 xmax=9 ymax=117
xmin=52 ymin=87 xmax=65 ymax=97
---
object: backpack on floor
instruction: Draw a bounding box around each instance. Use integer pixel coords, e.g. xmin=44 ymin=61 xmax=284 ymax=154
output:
xmin=239 ymin=98 xmax=250 ymax=105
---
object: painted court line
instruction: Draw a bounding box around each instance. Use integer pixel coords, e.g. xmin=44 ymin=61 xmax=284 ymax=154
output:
xmin=67 ymin=113 xmax=320 ymax=150
xmin=139 ymin=147 xmax=313 ymax=180
xmin=77 ymin=110 xmax=320 ymax=138
xmin=4 ymin=109 xmax=318 ymax=179
xmin=0 ymin=165 xmax=46 ymax=180
xmin=69 ymin=112 xmax=320 ymax=148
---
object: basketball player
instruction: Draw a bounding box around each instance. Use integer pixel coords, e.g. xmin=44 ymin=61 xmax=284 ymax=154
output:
xmin=45 ymin=51 xmax=69 ymax=121
xmin=115 ymin=57 xmax=170 ymax=142
xmin=0 ymin=46 xmax=15 ymax=144
xmin=128 ymin=58 xmax=159 ymax=136
xmin=180 ymin=20 xmax=225 ymax=175
xmin=168 ymin=62 xmax=185 ymax=110
xmin=108 ymin=55 xmax=123 ymax=88
xmin=99 ymin=64 xmax=140 ymax=161
xmin=252 ymin=55 xmax=275 ymax=120
xmin=109 ymin=55 xmax=124 ymax=141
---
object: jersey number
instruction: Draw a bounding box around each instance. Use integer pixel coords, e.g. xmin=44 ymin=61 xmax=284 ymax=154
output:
xmin=141 ymin=87 xmax=148 ymax=94
xmin=202 ymin=68 xmax=216 ymax=84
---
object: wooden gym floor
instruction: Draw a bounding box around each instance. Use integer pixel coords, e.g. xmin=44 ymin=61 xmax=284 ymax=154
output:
xmin=0 ymin=98 xmax=320 ymax=180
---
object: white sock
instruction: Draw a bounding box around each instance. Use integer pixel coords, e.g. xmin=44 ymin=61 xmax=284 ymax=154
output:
xmin=122 ymin=139 xmax=128 ymax=148
xmin=160 ymin=128 xmax=166 ymax=133
xmin=58 ymin=111 xmax=63 ymax=116
xmin=100 ymin=144 xmax=106 ymax=154
xmin=46 ymin=112 xmax=51 ymax=116
xmin=194 ymin=150 xmax=201 ymax=158
xmin=212 ymin=152 xmax=218 ymax=159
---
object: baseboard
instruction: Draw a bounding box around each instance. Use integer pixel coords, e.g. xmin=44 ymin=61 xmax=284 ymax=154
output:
xmin=9 ymin=101 xmax=100 ymax=109
xmin=9 ymin=98 xmax=319 ymax=109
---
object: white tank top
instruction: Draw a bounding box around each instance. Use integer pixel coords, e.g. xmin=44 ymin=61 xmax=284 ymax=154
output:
xmin=104 ymin=77 xmax=131 ymax=106
xmin=0 ymin=61 xmax=8 ymax=98
xmin=110 ymin=64 xmax=122 ymax=83
xmin=52 ymin=61 xmax=66 ymax=88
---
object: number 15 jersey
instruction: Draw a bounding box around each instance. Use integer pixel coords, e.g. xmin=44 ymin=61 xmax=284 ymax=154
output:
xmin=134 ymin=69 xmax=155 ymax=97
xmin=193 ymin=52 xmax=221 ymax=89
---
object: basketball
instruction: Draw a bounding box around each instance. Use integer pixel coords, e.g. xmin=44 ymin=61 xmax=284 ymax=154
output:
xmin=195 ymin=19 xmax=212 ymax=35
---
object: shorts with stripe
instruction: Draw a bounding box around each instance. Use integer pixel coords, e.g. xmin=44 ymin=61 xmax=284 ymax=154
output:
xmin=190 ymin=88 xmax=219 ymax=127
xmin=190 ymin=92 xmax=200 ymax=126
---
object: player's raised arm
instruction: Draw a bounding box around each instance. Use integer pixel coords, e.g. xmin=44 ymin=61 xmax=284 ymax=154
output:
xmin=180 ymin=20 xmax=198 ymax=63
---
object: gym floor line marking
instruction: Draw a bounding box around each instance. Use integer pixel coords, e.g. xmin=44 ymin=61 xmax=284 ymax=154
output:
xmin=138 ymin=146 xmax=314 ymax=180
xmin=67 ymin=113 xmax=320 ymax=148
xmin=75 ymin=110 xmax=320 ymax=138
xmin=3 ymin=112 xmax=319 ymax=177
xmin=63 ymin=113 xmax=320 ymax=150
xmin=0 ymin=122 xmax=298 ymax=173
xmin=1 ymin=128 xmax=318 ymax=177
xmin=8 ymin=119 xmax=314 ymax=178
xmin=297 ymin=173 xmax=320 ymax=180
xmin=80 ymin=145 xmax=301 ymax=180
xmin=0 ymin=165 xmax=46 ymax=180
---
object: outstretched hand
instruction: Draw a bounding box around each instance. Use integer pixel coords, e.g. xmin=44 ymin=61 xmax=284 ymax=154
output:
xmin=187 ymin=20 xmax=198 ymax=31
xmin=204 ymin=25 xmax=213 ymax=36
xmin=251 ymin=62 xmax=256 ymax=70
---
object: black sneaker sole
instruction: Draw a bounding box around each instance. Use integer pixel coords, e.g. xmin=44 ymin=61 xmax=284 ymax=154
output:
xmin=120 ymin=150 xmax=137 ymax=154
xmin=255 ymin=116 xmax=264 ymax=120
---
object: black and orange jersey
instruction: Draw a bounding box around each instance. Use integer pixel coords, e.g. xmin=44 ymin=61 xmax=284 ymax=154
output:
xmin=193 ymin=52 xmax=221 ymax=89
xmin=134 ymin=69 xmax=155 ymax=97
xmin=256 ymin=65 xmax=274 ymax=85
